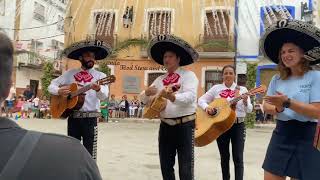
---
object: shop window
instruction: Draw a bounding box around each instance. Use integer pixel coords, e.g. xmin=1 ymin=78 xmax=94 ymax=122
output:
xmin=148 ymin=73 xmax=165 ymax=86
xmin=237 ymin=74 xmax=247 ymax=87
xmin=205 ymin=70 xmax=222 ymax=92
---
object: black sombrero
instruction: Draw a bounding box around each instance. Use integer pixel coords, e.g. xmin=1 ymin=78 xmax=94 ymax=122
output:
xmin=63 ymin=40 xmax=112 ymax=60
xmin=260 ymin=19 xmax=320 ymax=65
xmin=147 ymin=34 xmax=199 ymax=66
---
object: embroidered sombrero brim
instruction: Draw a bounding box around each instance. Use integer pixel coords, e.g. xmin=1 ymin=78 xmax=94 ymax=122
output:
xmin=147 ymin=34 xmax=199 ymax=66
xmin=63 ymin=40 xmax=112 ymax=60
xmin=260 ymin=19 xmax=320 ymax=65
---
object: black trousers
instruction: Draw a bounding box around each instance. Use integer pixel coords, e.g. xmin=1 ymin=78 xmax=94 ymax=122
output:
xmin=158 ymin=120 xmax=195 ymax=180
xmin=68 ymin=117 xmax=98 ymax=160
xmin=217 ymin=122 xmax=246 ymax=180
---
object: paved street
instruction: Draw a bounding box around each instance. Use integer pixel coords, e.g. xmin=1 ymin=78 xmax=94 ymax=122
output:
xmin=16 ymin=118 xmax=274 ymax=180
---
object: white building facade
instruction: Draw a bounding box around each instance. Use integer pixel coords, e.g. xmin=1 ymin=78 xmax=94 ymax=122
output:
xmin=0 ymin=0 xmax=16 ymax=39
xmin=13 ymin=0 xmax=67 ymax=96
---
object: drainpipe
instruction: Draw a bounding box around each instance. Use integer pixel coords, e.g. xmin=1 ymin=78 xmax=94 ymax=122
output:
xmin=234 ymin=0 xmax=239 ymax=72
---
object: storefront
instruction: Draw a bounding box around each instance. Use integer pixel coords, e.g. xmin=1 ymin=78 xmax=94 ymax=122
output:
xmin=64 ymin=57 xmax=234 ymax=100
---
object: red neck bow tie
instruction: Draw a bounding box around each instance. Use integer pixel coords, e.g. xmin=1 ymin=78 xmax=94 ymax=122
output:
xmin=74 ymin=70 xmax=94 ymax=83
xmin=163 ymin=73 xmax=180 ymax=86
xmin=219 ymin=89 xmax=236 ymax=98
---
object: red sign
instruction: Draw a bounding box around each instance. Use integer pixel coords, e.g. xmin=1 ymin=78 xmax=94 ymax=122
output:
xmin=15 ymin=42 xmax=23 ymax=50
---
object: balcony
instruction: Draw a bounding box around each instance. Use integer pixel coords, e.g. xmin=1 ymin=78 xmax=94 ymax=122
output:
xmin=15 ymin=50 xmax=52 ymax=70
xmin=86 ymin=33 xmax=118 ymax=49
xmin=139 ymin=34 xmax=235 ymax=59
xmin=196 ymin=34 xmax=235 ymax=59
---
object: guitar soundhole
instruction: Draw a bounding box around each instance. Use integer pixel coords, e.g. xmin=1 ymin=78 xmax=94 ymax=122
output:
xmin=67 ymin=94 xmax=72 ymax=100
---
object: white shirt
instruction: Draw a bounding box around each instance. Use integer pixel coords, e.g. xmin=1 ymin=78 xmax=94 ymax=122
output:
xmin=32 ymin=97 xmax=40 ymax=107
xmin=140 ymin=68 xmax=198 ymax=118
xmin=5 ymin=87 xmax=16 ymax=101
xmin=198 ymin=82 xmax=253 ymax=118
xmin=48 ymin=68 xmax=109 ymax=112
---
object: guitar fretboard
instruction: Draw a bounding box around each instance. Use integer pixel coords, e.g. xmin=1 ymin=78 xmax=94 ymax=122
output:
xmin=229 ymin=92 xmax=249 ymax=105
xmin=70 ymin=84 xmax=93 ymax=98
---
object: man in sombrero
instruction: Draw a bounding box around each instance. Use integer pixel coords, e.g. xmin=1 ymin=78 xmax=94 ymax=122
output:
xmin=261 ymin=19 xmax=320 ymax=180
xmin=140 ymin=34 xmax=199 ymax=180
xmin=49 ymin=39 xmax=112 ymax=160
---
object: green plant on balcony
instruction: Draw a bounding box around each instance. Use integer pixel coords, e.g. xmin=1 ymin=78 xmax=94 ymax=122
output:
xmin=194 ymin=39 xmax=235 ymax=52
xmin=108 ymin=38 xmax=149 ymax=58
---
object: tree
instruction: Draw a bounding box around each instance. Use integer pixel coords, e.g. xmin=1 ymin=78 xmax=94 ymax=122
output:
xmin=97 ymin=62 xmax=111 ymax=75
xmin=244 ymin=63 xmax=258 ymax=128
xmin=41 ymin=62 xmax=54 ymax=98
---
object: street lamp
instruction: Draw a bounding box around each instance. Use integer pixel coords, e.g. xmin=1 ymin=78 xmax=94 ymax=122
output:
xmin=301 ymin=2 xmax=313 ymax=24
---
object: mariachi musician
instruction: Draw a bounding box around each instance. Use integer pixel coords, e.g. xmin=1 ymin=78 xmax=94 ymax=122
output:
xmin=48 ymin=40 xmax=112 ymax=160
xmin=140 ymin=34 xmax=199 ymax=180
xmin=198 ymin=65 xmax=253 ymax=180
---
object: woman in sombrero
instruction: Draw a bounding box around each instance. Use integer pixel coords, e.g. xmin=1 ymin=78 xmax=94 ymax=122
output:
xmin=261 ymin=19 xmax=320 ymax=180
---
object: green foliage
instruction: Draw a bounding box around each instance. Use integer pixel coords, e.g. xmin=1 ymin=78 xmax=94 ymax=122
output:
xmin=109 ymin=38 xmax=149 ymax=58
xmin=245 ymin=63 xmax=258 ymax=128
xmin=41 ymin=62 xmax=54 ymax=98
xmin=97 ymin=62 xmax=111 ymax=76
xmin=194 ymin=40 xmax=235 ymax=51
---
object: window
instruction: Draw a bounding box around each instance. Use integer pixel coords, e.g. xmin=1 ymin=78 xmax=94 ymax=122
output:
xmin=57 ymin=15 xmax=64 ymax=32
xmin=0 ymin=0 xmax=5 ymax=16
xmin=94 ymin=11 xmax=115 ymax=46
xmin=58 ymin=0 xmax=67 ymax=4
xmin=205 ymin=70 xmax=222 ymax=92
xmin=148 ymin=73 xmax=165 ymax=86
xmin=147 ymin=10 xmax=172 ymax=39
xmin=203 ymin=9 xmax=231 ymax=52
xmin=33 ymin=2 xmax=45 ymax=22
xmin=51 ymin=39 xmax=63 ymax=49
xmin=237 ymin=74 xmax=247 ymax=87
xmin=31 ymin=40 xmax=43 ymax=52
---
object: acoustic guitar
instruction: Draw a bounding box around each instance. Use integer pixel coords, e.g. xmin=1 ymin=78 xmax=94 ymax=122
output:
xmin=51 ymin=75 xmax=116 ymax=119
xmin=195 ymin=85 xmax=266 ymax=147
xmin=143 ymin=84 xmax=180 ymax=119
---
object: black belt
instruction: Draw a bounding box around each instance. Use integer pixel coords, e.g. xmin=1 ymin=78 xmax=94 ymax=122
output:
xmin=71 ymin=111 xmax=101 ymax=119
xmin=161 ymin=114 xmax=196 ymax=126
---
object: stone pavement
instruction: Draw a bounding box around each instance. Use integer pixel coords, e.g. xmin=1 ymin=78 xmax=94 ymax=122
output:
xmin=15 ymin=118 xmax=275 ymax=180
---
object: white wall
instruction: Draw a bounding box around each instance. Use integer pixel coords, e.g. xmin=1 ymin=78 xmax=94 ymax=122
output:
xmin=237 ymin=0 xmax=309 ymax=61
xmin=18 ymin=0 xmax=67 ymax=59
xmin=15 ymin=0 xmax=67 ymax=89
xmin=315 ymin=0 xmax=320 ymax=27
xmin=0 ymin=0 xmax=16 ymax=39
xmin=16 ymin=67 xmax=43 ymax=89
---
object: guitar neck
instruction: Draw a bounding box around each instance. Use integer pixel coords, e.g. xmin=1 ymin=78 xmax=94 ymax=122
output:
xmin=229 ymin=92 xmax=249 ymax=105
xmin=71 ymin=84 xmax=92 ymax=97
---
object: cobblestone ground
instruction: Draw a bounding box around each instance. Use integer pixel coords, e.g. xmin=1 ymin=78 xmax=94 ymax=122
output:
xmin=16 ymin=118 xmax=273 ymax=180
